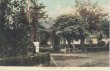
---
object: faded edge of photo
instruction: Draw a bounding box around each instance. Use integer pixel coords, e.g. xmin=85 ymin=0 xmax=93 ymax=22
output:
xmin=0 ymin=67 xmax=109 ymax=71
xmin=0 ymin=0 xmax=110 ymax=71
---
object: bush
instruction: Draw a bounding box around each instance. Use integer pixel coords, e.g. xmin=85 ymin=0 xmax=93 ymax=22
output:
xmin=39 ymin=44 xmax=51 ymax=47
xmin=0 ymin=52 xmax=50 ymax=66
xmin=76 ymin=44 xmax=97 ymax=47
xmin=33 ymin=52 xmax=50 ymax=65
xmin=39 ymin=48 xmax=54 ymax=52
xmin=97 ymin=41 xmax=106 ymax=46
xmin=0 ymin=56 xmax=31 ymax=66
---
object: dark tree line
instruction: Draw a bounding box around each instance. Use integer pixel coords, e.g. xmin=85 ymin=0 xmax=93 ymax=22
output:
xmin=0 ymin=0 xmax=46 ymax=57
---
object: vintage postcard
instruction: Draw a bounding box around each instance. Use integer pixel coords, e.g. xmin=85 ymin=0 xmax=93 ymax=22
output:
xmin=0 ymin=0 xmax=109 ymax=71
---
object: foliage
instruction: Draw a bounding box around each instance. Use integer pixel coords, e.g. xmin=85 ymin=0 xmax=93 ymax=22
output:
xmin=97 ymin=33 xmax=103 ymax=41
xmin=0 ymin=0 xmax=46 ymax=56
xmin=75 ymin=0 xmax=108 ymax=32
xmin=0 ymin=0 xmax=13 ymax=56
xmin=100 ymin=18 xmax=109 ymax=38
xmin=97 ymin=41 xmax=106 ymax=46
xmin=39 ymin=48 xmax=54 ymax=52
xmin=0 ymin=0 xmax=12 ymax=31
xmin=56 ymin=26 xmax=79 ymax=40
xmin=51 ymin=29 xmax=60 ymax=52
xmin=55 ymin=15 xmax=79 ymax=40
xmin=0 ymin=52 xmax=50 ymax=66
xmin=29 ymin=0 xmax=47 ymax=41
xmin=54 ymin=14 xmax=89 ymax=46
xmin=39 ymin=29 xmax=50 ymax=46
xmin=5 ymin=0 xmax=34 ymax=56
xmin=54 ymin=15 xmax=80 ymax=30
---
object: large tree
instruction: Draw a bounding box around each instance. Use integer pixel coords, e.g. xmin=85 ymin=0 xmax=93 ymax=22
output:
xmin=0 ymin=0 xmax=13 ymax=56
xmin=75 ymin=0 xmax=109 ymax=45
xmin=100 ymin=18 xmax=109 ymax=38
xmin=29 ymin=0 xmax=47 ymax=41
xmin=0 ymin=0 xmax=47 ymax=56
xmin=53 ymin=14 xmax=89 ymax=48
xmin=39 ymin=28 xmax=50 ymax=46
xmin=75 ymin=0 xmax=108 ymax=33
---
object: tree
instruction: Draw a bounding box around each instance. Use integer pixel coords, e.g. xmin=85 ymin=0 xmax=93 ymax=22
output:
xmin=0 ymin=0 xmax=47 ymax=56
xmin=100 ymin=18 xmax=109 ymax=38
xmin=29 ymin=0 xmax=47 ymax=41
xmin=54 ymin=14 xmax=89 ymax=48
xmin=75 ymin=0 xmax=109 ymax=45
xmin=0 ymin=0 xmax=12 ymax=31
xmin=1 ymin=0 xmax=34 ymax=56
xmin=0 ymin=0 xmax=13 ymax=56
xmin=75 ymin=0 xmax=108 ymax=33
xmin=77 ymin=26 xmax=90 ymax=47
xmin=97 ymin=18 xmax=109 ymax=45
xmin=39 ymin=29 xmax=50 ymax=46
xmin=56 ymin=26 xmax=79 ymax=45
xmin=51 ymin=29 xmax=60 ymax=52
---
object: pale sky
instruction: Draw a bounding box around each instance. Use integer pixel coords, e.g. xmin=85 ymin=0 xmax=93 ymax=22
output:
xmin=38 ymin=0 xmax=109 ymax=18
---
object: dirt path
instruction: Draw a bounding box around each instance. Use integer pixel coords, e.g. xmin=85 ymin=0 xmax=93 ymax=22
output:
xmin=53 ymin=51 xmax=109 ymax=67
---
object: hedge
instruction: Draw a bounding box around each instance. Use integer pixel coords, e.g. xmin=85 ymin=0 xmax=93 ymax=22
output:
xmin=97 ymin=41 xmax=106 ymax=46
xmin=39 ymin=44 xmax=51 ymax=47
xmin=0 ymin=52 xmax=50 ymax=66
xmin=60 ymin=44 xmax=97 ymax=48
xmin=60 ymin=43 xmax=107 ymax=48
xmin=39 ymin=48 xmax=54 ymax=52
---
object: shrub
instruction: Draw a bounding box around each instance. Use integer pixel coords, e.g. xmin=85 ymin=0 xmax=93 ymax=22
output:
xmin=71 ymin=44 xmax=97 ymax=48
xmin=39 ymin=48 xmax=54 ymax=52
xmin=97 ymin=41 xmax=106 ymax=46
xmin=0 ymin=52 xmax=50 ymax=66
xmin=39 ymin=44 xmax=51 ymax=47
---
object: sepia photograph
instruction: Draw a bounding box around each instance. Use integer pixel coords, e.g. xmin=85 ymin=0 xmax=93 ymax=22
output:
xmin=0 ymin=0 xmax=109 ymax=70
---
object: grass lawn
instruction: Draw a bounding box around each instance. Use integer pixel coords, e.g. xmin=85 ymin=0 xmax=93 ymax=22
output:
xmin=51 ymin=51 xmax=109 ymax=67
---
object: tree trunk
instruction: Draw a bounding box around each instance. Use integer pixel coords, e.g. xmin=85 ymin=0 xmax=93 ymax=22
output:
xmin=67 ymin=39 xmax=72 ymax=48
xmin=67 ymin=39 xmax=71 ymax=45
xmin=53 ymin=35 xmax=60 ymax=52
xmin=67 ymin=39 xmax=72 ymax=53
xmin=80 ymin=38 xmax=85 ymax=48
xmin=98 ymin=33 xmax=103 ymax=42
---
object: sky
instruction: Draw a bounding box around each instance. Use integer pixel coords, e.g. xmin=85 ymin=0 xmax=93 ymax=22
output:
xmin=38 ymin=0 xmax=109 ymax=18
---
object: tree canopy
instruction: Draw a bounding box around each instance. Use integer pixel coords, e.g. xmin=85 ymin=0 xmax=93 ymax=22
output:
xmin=100 ymin=18 xmax=109 ymax=38
xmin=75 ymin=0 xmax=108 ymax=32
xmin=0 ymin=0 xmax=46 ymax=56
xmin=53 ymin=14 xmax=89 ymax=46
